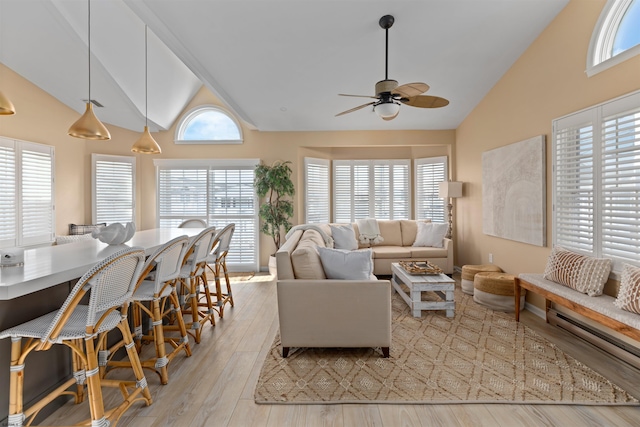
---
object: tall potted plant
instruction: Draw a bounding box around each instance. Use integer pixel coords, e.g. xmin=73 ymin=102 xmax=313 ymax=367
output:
xmin=254 ymin=161 xmax=295 ymax=274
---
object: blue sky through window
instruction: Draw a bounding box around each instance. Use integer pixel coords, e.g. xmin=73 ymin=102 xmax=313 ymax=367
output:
xmin=182 ymin=110 xmax=241 ymax=141
xmin=613 ymin=0 xmax=640 ymax=56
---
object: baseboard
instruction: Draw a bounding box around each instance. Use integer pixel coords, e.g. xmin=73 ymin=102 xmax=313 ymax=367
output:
xmin=453 ymin=265 xmax=462 ymax=273
xmin=524 ymin=302 xmax=546 ymax=319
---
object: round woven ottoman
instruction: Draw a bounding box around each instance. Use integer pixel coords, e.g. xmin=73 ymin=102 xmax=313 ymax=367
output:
xmin=461 ymin=264 xmax=503 ymax=295
xmin=473 ymin=272 xmax=524 ymax=312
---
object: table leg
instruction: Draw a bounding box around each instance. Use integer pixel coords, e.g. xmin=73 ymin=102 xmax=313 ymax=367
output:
xmin=411 ymin=289 xmax=421 ymax=317
xmin=446 ymin=289 xmax=455 ymax=318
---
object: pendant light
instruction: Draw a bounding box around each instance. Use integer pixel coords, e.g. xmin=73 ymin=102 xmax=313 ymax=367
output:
xmin=131 ymin=25 xmax=161 ymax=154
xmin=68 ymin=0 xmax=110 ymax=140
xmin=0 ymin=91 xmax=15 ymax=115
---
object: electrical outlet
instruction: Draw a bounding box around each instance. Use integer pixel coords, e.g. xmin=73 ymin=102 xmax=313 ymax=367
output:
xmin=489 ymin=253 xmax=493 ymax=263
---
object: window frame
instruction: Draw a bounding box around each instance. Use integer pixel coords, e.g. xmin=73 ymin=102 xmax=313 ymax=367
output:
xmin=92 ymin=154 xmax=136 ymax=225
xmin=587 ymin=0 xmax=640 ymax=77
xmin=552 ymin=89 xmax=640 ymax=275
xmin=174 ymin=104 xmax=243 ymax=145
xmin=0 ymin=137 xmax=55 ymax=248
xmin=153 ymin=158 xmax=260 ymax=272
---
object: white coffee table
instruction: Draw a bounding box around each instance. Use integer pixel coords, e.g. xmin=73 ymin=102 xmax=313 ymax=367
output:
xmin=391 ymin=262 xmax=456 ymax=318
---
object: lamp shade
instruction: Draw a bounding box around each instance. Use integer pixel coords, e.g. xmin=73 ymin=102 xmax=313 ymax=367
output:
xmin=0 ymin=91 xmax=16 ymax=115
xmin=131 ymin=126 xmax=161 ymax=154
xmin=374 ymin=101 xmax=400 ymax=119
xmin=68 ymin=102 xmax=111 ymax=140
xmin=439 ymin=181 xmax=463 ymax=199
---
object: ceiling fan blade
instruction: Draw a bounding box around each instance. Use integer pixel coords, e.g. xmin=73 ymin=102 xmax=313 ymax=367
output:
xmin=338 ymin=94 xmax=378 ymax=99
xmin=335 ymin=101 xmax=376 ymax=117
xmin=392 ymin=82 xmax=429 ymax=98
xmin=401 ymin=95 xmax=449 ymax=108
xmin=381 ymin=110 xmax=400 ymax=121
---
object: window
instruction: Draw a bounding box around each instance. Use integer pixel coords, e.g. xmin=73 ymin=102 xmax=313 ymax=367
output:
xmin=415 ymin=156 xmax=448 ymax=223
xmin=304 ymin=157 xmax=330 ymax=223
xmin=587 ymin=0 xmax=640 ymax=76
xmin=175 ymin=105 xmax=243 ymax=144
xmin=333 ymin=160 xmax=410 ymax=222
xmin=0 ymin=137 xmax=54 ymax=248
xmin=154 ymin=159 xmax=259 ymax=271
xmin=92 ymin=154 xmax=135 ymax=225
xmin=553 ymin=90 xmax=640 ymax=272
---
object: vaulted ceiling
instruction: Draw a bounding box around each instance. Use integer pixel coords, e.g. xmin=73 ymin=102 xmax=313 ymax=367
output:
xmin=0 ymin=0 xmax=570 ymax=133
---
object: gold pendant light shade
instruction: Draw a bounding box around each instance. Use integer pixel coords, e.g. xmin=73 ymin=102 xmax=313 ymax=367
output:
xmin=68 ymin=0 xmax=110 ymax=140
xmin=0 ymin=90 xmax=16 ymax=115
xmin=131 ymin=126 xmax=161 ymax=154
xmin=68 ymin=102 xmax=111 ymax=140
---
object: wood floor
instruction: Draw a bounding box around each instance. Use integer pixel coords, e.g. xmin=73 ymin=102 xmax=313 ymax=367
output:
xmin=41 ymin=274 xmax=640 ymax=427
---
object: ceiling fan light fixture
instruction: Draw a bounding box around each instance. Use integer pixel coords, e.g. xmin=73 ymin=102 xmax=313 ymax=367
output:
xmin=375 ymin=101 xmax=400 ymax=119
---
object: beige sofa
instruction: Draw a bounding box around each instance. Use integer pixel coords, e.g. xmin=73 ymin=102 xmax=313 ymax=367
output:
xmin=276 ymin=228 xmax=391 ymax=357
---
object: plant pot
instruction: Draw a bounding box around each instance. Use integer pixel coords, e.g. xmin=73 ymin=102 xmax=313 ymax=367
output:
xmin=268 ymin=255 xmax=278 ymax=277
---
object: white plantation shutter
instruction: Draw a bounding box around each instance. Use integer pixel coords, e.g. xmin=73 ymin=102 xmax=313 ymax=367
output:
xmin=304 ymin=158 xmax=330 ymax=223
xmin=601 ymin=105 xmax=640 ymax=265
xmin=333 ymin=159 xmax=409 ymax=222
xmin=208 ymin=167 xmax=257 ymax=270
xmin=155 ymin=159 xmax=259 ymax=272
xmin=92 ymin=154 xmax=135 ymax=225
xmin=0 ymin=137 xmax=54 ymax=248
xmin=553 ymin=90 xmax=640 ymax=271
xmin=415 ymin=157 xmax=447 ymax=222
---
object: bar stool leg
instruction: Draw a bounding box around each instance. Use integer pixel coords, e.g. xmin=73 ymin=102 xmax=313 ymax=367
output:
xmin=8 ymin=337 xmax=25 ymax=427
xmin=168 ymin=288 xmax=192 ymax=358
xmin=83 ymin=332 xmax=107 ymax=426
xmin=151 ymin=296 xmax=169 ymax=385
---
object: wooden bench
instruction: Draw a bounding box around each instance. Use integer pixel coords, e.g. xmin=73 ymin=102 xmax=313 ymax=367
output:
xmin=515 ymin=273 xmax=640 ymax=343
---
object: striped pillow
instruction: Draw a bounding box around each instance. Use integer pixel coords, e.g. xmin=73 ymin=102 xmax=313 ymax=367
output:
xmin=614 ymin=264 xmax=640 ymax=314
xmin=543 ymin=247 xmax=611 ymax=296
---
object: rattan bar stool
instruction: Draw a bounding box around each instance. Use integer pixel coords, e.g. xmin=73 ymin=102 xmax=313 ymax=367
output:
xmin=100 ymin=236 xmax=192 ymax=385
xmin=207 ymin=224 xmax=235 ymax=318
xmin=173 ymin=226 xmax=217 ymax=344
xmin=0 ymin=247 xmax=152 ymax=427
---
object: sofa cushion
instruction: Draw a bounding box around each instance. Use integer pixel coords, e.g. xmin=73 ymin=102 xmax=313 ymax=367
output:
xmin=543 ymin=246 xmax=611 ymax=296
xmin=371 ymin=246 xmax=412 ymax=259
xmin=374 ymin=220 xmax=402 ymax=246
xmin=410 ymin=247 xmax=448 ymax=258
xmin=614 ymin=264 xmax=640 ymax=315
xmin=317 ymin=247 xmax=373 ymax=280
xmin=291 ymin=230 xmax=327 ymax=280
xmin=413 ymin=222 xmax=448 ymax=248
xmin=400 ymin=219 xmax=431 ymax=246
xmin=331 ymin=224 xmax=358 ymax=250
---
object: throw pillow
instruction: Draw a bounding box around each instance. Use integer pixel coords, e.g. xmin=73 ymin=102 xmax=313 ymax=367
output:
xmin=330 ymin=224 xmax=358 ymax=250
xmin=69 ymin=223 xmax=106 ymax=236
xmin=317 ymin=247 xmax=373 ymax=280
xmin=412 ymin=222 xmax=448 ymax=248
xmin=614 ymin=264 xmax=640 ymax=315
xmin=543 ymin=246 xmax=611 ymax=296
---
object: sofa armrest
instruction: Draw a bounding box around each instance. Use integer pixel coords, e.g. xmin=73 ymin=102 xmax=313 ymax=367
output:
xmin=276 ymin=279 xmax=392 ymax=349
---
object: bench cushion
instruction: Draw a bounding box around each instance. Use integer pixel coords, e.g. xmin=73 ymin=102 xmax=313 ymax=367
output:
xmin=543 ymin=247 xmax=611 ymax=296
xmin=519 ymin=273 xmax=640 ymax=330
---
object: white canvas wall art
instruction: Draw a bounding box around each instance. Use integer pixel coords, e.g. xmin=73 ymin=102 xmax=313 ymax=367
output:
xmin=482 ymin=135 xmax=546 ymax=247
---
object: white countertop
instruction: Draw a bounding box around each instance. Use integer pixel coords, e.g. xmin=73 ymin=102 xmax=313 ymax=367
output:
xmin=0 ymin=228 xmax=202 ymax=300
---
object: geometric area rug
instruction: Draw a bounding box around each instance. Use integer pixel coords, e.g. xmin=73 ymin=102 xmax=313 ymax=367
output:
xmin=255 ymin=287 xmax=639 ymax=405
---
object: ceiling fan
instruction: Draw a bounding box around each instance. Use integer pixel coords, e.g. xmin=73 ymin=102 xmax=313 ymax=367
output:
xmin=336 ymin=15 xmax=449 ymax=121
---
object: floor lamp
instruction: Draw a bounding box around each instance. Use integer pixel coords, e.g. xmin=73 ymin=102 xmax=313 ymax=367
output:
xmin=439 ymin=181 xmax=463 ymax=240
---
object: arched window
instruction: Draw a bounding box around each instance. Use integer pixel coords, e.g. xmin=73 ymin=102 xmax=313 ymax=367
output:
xmin=175 ymin=105 xmax=243 ymax=144
xmin=587 ymin=0 xmax=640 ymax=76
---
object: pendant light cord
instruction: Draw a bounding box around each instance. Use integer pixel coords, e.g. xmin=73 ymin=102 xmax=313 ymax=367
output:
xmin=145 ymin=25 xmax=148 ymax=127
xmin=87 ymin=0 xmax=91 ymax=103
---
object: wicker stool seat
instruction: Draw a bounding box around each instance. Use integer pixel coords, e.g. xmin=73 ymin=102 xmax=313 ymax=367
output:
xmin=101 ymin=235 xmax=193 ymax=385
xmin=473 ymin=271 xmax=525 ymax=312
xmin=0 ymin=248 xmax=152 ymax=427
xmin=461 ymin=264 xmax=503 ymax=295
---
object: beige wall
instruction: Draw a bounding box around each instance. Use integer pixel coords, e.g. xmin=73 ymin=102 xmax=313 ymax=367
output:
xmin=1 ymin=64 xmax=454 ymax=268
xmin=455 ymin=0 xmax=640 ymax=305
